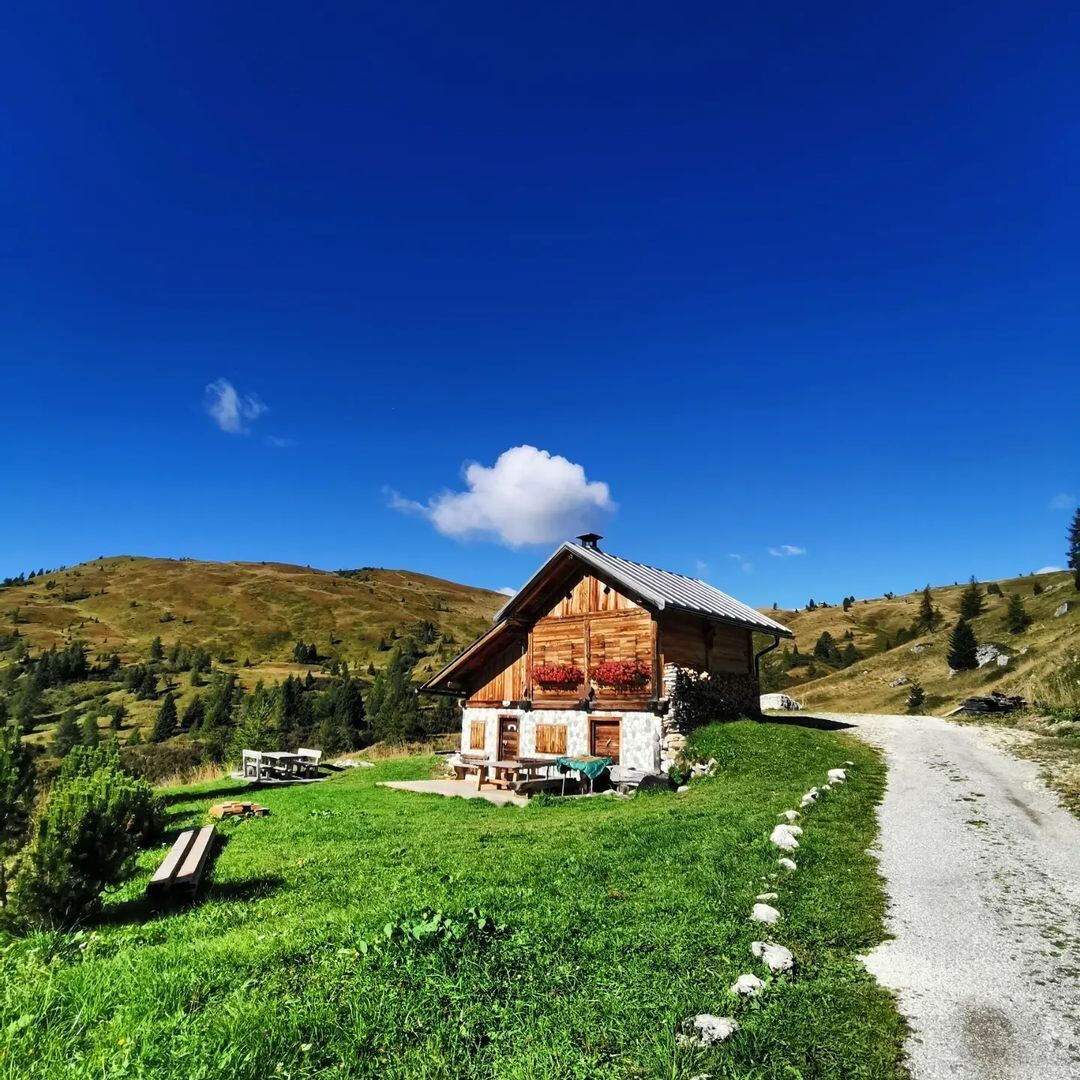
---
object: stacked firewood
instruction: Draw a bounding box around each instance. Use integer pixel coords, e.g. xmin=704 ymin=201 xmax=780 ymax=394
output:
xmin=956 ymin=693 xmax=1025 ymax=715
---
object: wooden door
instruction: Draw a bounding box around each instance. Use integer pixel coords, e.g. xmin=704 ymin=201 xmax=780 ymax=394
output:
xmin=498 ymin=715 xmax=520 ymax=760
xmin=590 ymin=718 xmax=621 ymax=763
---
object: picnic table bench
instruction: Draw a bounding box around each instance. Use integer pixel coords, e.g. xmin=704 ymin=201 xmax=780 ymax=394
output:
xmin=146 ymin=825 xmax=216 ymax=896
xmin=482 ymin=757 xmax=556 ymax=791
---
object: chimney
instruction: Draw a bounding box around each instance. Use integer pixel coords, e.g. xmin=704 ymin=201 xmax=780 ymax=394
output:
xmin=576 ymin=533 xmax=603 ymax=550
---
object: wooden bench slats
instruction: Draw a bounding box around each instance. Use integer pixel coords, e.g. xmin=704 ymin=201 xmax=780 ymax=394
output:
xmin=147 ymin=829 xmax=196 ymax=892
xmin=173 ymin=825 xmax=215 ymax=889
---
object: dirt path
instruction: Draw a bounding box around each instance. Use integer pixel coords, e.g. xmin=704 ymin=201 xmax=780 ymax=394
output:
xmin=821 ymin=711 xmax=1080 ymax=1079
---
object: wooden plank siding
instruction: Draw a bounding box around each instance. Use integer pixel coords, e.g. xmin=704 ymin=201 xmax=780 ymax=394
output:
xmin=659 ymin=612 xmax=751 ymax=675
xmin=466 ymin=639 xmax=528 ymax=705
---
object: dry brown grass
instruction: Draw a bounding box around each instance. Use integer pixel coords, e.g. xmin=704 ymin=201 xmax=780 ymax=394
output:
xmin=346 ymin=733 xmax=459 ymax=761
xmin=152 ymin=761 xmax=229 ymax=790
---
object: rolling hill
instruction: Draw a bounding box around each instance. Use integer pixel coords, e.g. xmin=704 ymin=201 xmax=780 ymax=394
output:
xmin=760 ymin=570 xmax=1079 ymax=715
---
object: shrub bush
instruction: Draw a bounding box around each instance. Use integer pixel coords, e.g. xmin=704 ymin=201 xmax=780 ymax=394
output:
xmin=5 ymin=745 xmax=161 ymax=930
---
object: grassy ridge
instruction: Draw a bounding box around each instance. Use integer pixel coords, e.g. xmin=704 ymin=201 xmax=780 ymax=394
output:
xmin=0 ymin=721 xmax=904 ymax=1079
xmin=762 ymin=570 xmax=1078 ymax=714
xmin=0 ymin=556 xmax=501 ymax=678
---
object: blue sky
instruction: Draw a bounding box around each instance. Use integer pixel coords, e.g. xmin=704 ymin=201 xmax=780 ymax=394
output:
xmin=3 ymin=2 xmax=1077 ymax=606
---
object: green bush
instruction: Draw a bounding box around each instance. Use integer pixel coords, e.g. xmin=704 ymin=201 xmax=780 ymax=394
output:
xmin=5 ymin=745 xmax=161 ymax=930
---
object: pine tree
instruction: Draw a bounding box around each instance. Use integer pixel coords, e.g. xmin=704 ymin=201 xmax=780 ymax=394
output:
xmin=906 ymin=680 xmax=926 ymax=713
xmin=109 ymin=702 xmax=126 ymax=731
xmin=0 ymin=722 xmax=34 ymax=905
xmin=80 ymin=712 xmax=100 ymax=748
xmin=136 ymin=669 xmax=158 ymax=701
xmin=366 ymin=645 xmax=422 ymax=742
xmin=151 ymin=692 xmax=178 ymax=743
xmin=148 ymin=636 xmax=163 ymax=661
xmin=914 ymin=587 xmax=941 ymax=633
xmin=1004 ymin=593 xmax=1032 ymax=634
xmin=229 ymin=685 xmax=278 ymax=762
xmin=1069 ymin=508 xmax=1080 ymax=591
xmin=53 ymin=709 xmax=80 ymax=756
xmin=958 ymin=576 xmax=984 ymax=620
xmin=946 ymin=619 xmax=978 ymax=671
xmin=180 ymin=695 xmax=204 ymax=732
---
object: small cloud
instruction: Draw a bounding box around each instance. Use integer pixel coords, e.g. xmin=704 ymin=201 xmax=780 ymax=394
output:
xmin=496 ymin=586 xmax=518 ymax=597
xmin=390 ymin=445 xmax=615 ymax=548
xmin=1036 ymin=565 xmax=1064 ymax=574
xmin=727 ymin=553 xmax=753 ymax=574
xmin=768 ymin=544 xmax=807 ymax=558
xmin=204 ymin=378 xmax=267 ymax=435
xmin=266 ymin=435 xmax=297 ymax=449
xmin=1049 ymin=493 xmax=1077 ymax=511
xmin=695 ymin=559 xmax=709 ymax=576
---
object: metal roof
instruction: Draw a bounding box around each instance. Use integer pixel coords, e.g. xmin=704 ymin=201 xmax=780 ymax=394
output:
xmin=495 ymin=542 xmax=794 ymax=638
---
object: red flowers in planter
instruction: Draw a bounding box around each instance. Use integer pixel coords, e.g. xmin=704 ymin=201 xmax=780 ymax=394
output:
xmin=591 ymin=659 xmax=651 ymax=690
xmin=532 ymin=663 xmax=584 ymax=690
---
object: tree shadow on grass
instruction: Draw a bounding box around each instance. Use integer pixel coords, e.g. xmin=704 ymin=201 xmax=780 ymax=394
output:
xmin=158 ymin=781 xmax=255 ymax=807
xmin=759 ymin=713 xmax=856 ymax=732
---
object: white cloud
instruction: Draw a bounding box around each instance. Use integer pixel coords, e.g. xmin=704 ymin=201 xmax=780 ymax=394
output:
xmin=1036 ymin=565 xmax=1064 ymax=574
xmin=727 ymin=553 xmax=753 ymax=574
xmin=496 ymin=586 xmax=518 ymax=597
xmin=769 ymin=544 xmax=806 ymax=558
xmin=1049 ymin=493 xmax=1077 ymax=511
xmin=204 ymin=378 xmax=267 ymax=435
xmin=390 ymin=445 xmax=615 ymax=548
xmin=266 ymin=435 xmax=297 ymax=449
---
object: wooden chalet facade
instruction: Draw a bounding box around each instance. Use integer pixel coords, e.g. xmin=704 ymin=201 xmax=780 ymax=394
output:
xmin=421 ymin=536 xmax=793 ymax=775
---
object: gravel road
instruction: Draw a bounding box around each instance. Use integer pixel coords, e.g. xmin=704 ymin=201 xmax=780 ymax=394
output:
xmin=820 ymin=711 xmax=1080 ymax=1079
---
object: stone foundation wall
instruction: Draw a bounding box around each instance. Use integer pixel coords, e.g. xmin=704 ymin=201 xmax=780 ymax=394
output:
xmin=460 ymin=707 xmax=661 ymax=773
xmin=659 ymin=664 xmax=761 ymax=771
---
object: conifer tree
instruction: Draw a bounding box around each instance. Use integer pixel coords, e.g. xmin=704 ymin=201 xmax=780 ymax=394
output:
xmin=958 ymin=576 xmax=984 ymax=620
xmin=0 ymin=722 xmax=34 ymax=905
xmin=914 ymin=587 xmax=941 ymax=633
xmin=946 ymin=619 xmax=978 ymax=670
xmin=1069 ymin=508 xmax=1080 ymax=591
xmin=366 ymin=644 xmax=422 ymax=742
xmin=80 ymin=712 xmax=100 ymax=748
xmin=136 ymin=669 xmax=158 ymax=700
xmin=906 ymin=680 xmax=926 ymax=713
xmin=110 ymin=702 xmax=126 ymax=732
xmin=1004 ymin=593 xmax=1032 ymax=634
xmin=151 ymin=692 xmax=178 ymax=742
xmin=53 ymin=709 xmax=80 ymax=756
xmin=148 ymin=636 xmax=163 ymax=661
xmin=180 ymin=695 xmax=204 ymax=732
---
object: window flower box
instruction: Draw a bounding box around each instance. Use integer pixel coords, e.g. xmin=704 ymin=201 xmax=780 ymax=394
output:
xmin=591 ymin=659 xmax=651 ymax=691
xmin=532 ymin=663 xmax=584 ymax=691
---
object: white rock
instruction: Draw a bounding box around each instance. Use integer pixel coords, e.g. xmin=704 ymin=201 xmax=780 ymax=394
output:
xmin=778 ymin=857 xmax=797 ymax=872
xmin=889 ymin=675 xmax=909 ymax=687
xmin=844 ymin=760 xmax=854 ymax=767
xmin=827 ymin=768 xmax=846 ymax=782
xmin=976 ymin=644 xmax=1007 ymax=668
xmin=821 ymin=783 xmax=832 ymax=791
xmin=760 ymin=692 xmax=803 ymax=711
xmin=751 ymin=940 xmax=794 ymax=973
xmin=676 ymin=785 xmax=690 ymax=794
xmin=751 ymin=903 xmax=781 ymax=924
xmin=731 ymin=973 xmax=764 ymax=997
xmin=911 ymin=644 xmax=925 ymax=654
xmin=784 ymin=824 xmax=803 ymax=836
xmin=1055 ymin=602 xmax=1070 ymax=618
xmin=756 ymin=891 xmax=778 ymax=900
xmin=997 ymin=654 xmax=1010 ymax=667
xmin=779 ymin=809 xmax=800 ymax=822
xmin=677 ymin=1015 xmax=738 ymax=1048
xmin=799 ymin=797 xmax=815 ymax=808
xmin=769 ymin=825 xmax=800 ymax=851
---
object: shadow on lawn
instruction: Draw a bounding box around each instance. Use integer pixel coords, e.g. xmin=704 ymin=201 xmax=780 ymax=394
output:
xmin=158 ymin=781 xmax=256 ymax=807
xmin=100 ymin=832 xmax=285 ymax=926
xmin=760 ymin=713 xmax=856 ymax=732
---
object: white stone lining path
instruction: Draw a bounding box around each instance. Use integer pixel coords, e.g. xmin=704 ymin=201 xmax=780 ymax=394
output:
xmin=678 ymin=757 xmax=857 ymax=1050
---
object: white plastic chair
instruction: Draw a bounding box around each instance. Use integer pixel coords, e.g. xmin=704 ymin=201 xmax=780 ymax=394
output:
xmin=242 ymin=750 xmax=263 ymax=781
xmin=296 ymin=747 xmax=322 ymax=776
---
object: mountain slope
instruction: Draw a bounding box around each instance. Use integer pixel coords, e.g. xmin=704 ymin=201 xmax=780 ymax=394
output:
xmin=762 ymin=571 xmax=1078 ymax=714
xmin=0 ymin=556 xmax=501 ymax=681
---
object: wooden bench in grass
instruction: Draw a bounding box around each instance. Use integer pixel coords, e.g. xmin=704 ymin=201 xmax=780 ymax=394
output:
xmin=146 ymin=825 xmax=216 ymax=896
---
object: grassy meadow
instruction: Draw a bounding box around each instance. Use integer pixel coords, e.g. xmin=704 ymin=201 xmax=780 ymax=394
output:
xmin=0 ymin=721 xmax=905 ymax=1079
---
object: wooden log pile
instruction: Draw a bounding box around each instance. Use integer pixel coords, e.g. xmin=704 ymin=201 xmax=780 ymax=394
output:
xmin=209 ymin=800 xmax=269 ymax=819
xmin=956 ymin=692 xmax=1025 ymax=715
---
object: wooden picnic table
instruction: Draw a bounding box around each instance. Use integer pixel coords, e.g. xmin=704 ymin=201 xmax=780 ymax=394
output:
xmin=481 ymin=757 xmax=556 ymax=791
xmin=260 ymin=751 xmax=302 ymax=779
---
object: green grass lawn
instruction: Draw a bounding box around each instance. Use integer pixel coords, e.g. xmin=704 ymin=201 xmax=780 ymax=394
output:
xmin=0 ymin=721 xmax=906 ymax=1079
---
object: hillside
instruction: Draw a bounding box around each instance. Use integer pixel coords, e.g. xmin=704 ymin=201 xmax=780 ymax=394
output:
xmin=0 ymin=556 xmax=502 ymax=751
xmin=0 ymin=556 xmax=501 ymax=679
xmin=760 ymin=570 xmax=1079 ymax=715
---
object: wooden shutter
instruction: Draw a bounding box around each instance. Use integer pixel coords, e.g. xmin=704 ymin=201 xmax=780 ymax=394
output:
xmin=534 ymin=723 xmax=567 ymax=755
xmin=469 ymin=719 xmax=485 ymax=750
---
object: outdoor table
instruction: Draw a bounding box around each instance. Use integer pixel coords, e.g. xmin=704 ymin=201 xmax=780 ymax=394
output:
xmin=483 ymin=758 xmax=554 ymax=790
xmin=554 ymin=754 xmax=613 ymax=795
xmin=260 ymin=751 xmax=302 ymax=779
